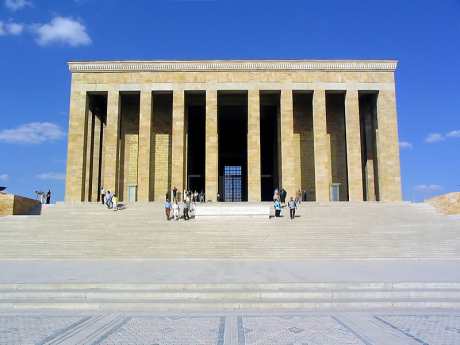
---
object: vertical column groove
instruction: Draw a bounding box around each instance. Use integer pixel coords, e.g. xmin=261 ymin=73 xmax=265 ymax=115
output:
xmin=247 ymin=90 xmax=261 ymax=202
xmin=377 ymin=88 xmax=402 ymax=201
xmin=65 ymin=86 xmax=88 ymax=202
xmin=138 ymin=91 xmax=153 ymax=202
xmin=171 ymin=90 xmax=185 ymax=196
xmin=205 ymin=90 xmax=218 ymax=202
xmin=313 ymin=89 xmax=331 ymax=201
xmin=280 ymin=89 xmax=297 ymax=198
xmin=103 ymin=91 xmax=120 ymax=195
xmin=345 ymin=90 xmax=364 ymax=201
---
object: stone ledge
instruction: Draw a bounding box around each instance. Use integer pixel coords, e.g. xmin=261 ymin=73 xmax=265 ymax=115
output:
xmin=68 ymin=60 xmax=398 ymax=73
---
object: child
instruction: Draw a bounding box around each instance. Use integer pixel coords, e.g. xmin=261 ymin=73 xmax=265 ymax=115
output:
xmin=164 ymin=199 xmax=172 ymax=220
xmin=274 ymin=199 xmax=282 ymax=217
xmin=112 ymin=194 xmax=118 ymax=211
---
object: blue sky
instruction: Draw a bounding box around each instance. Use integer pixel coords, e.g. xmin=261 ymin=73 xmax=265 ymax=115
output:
xmin=0 ymin=0 xmax=459 ymax=202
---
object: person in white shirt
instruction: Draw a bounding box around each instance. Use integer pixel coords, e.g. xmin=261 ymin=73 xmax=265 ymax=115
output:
xmin=173 ymin=200 xmax=180 ymax=220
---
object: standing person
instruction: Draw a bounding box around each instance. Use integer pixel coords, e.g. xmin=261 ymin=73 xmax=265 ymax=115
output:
xmin=280 ymin=188 xmax=287 ymax=205
xmin=101 ymin=187 xmax=105 ymax=205
xmin=112 ymin=194 xmax=118 ymax=211
xmin=287 ymin=197 xmax=297 ymax=220
xmin=184 ymin=195 xmax=191 ymax=220
xmin=172 ymin=186 xmax=177 ymax=202
xmin=46 ymin=190 xmax=51 ymax=204
xmin=164 ymin=198 xmax=172 ymax=220
xmin=274 ymin=198 xmax=282 ymax=217
xmin=273 ymin=188 xmax=279 ymax=202
xmin=295 ymin=189 xmax=302 ymax=206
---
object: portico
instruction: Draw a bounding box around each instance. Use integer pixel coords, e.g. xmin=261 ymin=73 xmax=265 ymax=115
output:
xmin=65 ymin=60 xmax=402 ymax=203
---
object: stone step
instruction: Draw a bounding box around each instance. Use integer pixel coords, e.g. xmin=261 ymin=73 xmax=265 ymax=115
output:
xmin=1 ymin=282 xmax=459 ymax=311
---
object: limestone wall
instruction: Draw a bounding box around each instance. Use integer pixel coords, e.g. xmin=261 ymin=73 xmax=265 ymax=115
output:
xmin=0 ymin=194 xmax=41 ymax=216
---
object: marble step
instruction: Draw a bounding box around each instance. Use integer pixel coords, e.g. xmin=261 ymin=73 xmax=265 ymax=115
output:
xmin=1 ymin=282 xmax=460 ymax=311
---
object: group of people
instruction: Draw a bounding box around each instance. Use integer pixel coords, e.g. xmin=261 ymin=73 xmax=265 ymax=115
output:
xmin=273 ymin=188 xmax=303 ymax=220
xmin=35 ymin=190 xmax=52 ymax=204
xmin=100 ymin=187 xmax=119 ymax=211
xmin=171 ymin=186 xmax=205 ymax=204
xmin=164 ymin=187 xmax=196 ymax=220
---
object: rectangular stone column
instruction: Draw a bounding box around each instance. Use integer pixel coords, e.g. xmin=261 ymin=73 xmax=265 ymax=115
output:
xmin=247 ymin=90 xmax=261 ymax=202
xmin=205 ymin=90 xmax=218 ymax=202
xmin=280 ymin=89 xmax=297 ymax=198
xmin=84 ymin=111 xmax=94 ymax=201
xmin=171 ymin=90 xmax=185 ymax=195
xmin=313 ymin=89 xmax=331 ymax=201
xmin=137 ymin=91 xmax=153 ymax=202
xmin=345 ymin=90 xmax=364 ymax=201
xmin=65 ymin=86 xmax=88 ymax=202
xmin=90 ymin=115 xmax=102 ymax=202
xmin=376 ymin=88 xmax=402 ymax=201
xmin=103 ymin=91 xmax=120 ymax=195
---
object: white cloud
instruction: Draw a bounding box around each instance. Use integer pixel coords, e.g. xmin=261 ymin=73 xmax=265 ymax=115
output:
xmin=33 ymin=16 xmax=91 ymax=47
xmin=425 ymin=133 xmax=445 ymax=143
xmin=0 ymin=21 xmax=24 ymax=36
xmin=36 ymin=172 xmax=66 ymax=181
xmin=399 ymin=141 xmax=413 ymax=150
xmin=0 ymin=174 xmax=9 ymax=181
xmin=4 ymin=0 xmax=31 ymax=11
xmin=446 ymin=130 xmax=460 ymax=138
xmin=413 ymin=184 xmax=443 ymax=192
xmin=0 ymin=122 xmax=65 ymax=144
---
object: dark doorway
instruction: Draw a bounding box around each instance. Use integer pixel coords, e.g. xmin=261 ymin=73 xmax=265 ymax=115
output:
xmin=186 ymin=92 xmax=205 ymax=194
xmin=218 ymin=92 xmax=248 ymax=201
xmin=260 ymin=92 xmax=280 ymax=201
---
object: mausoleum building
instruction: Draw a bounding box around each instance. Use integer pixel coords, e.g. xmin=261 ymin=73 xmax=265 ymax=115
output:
xmin=65 ymin=60 xmax=402 ymax=203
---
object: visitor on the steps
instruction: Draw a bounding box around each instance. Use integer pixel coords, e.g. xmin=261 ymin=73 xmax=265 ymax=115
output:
xmin=288 ymin=197 xmax=297 ymax=220
xmin=274 ymin=199 xmax=282 ymax=217
xmin=105 ymin=191 xmax=113 ymax=209
xmin=112 ymin=194 xmax=118 ymax=211
xmin=273 ymin=188 xmax=279 ymax=202
xmin=172 ymin=186 xmax=177 ymax=202
xmin=280 ymin=188 xmax=287 ymax=205
xmin=173 ymin=200 xmax=179 ymax=220
xmin=164 ymin=199 xmax=172 ymax=220
xmin=184 ymin=195 xmax=190 ymax=220
xmin=100 ymin=187 xmax=105 ymax=205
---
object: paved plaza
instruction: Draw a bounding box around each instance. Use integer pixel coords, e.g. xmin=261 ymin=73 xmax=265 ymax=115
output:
xmin=1 ymin=311 xmax=460 ymax=345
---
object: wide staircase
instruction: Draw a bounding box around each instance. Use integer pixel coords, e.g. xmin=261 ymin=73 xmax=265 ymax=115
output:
xmin=0 ymin=201 xmax=458 ymax=259
xmin=0 ymin=201 xmax=459 ymax=312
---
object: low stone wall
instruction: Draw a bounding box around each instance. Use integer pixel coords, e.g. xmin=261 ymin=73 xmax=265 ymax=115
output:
xmin=0 ymin=194 xmax=41 ymax=216
xmin=426 ymin=192 xmax=460 ymax=215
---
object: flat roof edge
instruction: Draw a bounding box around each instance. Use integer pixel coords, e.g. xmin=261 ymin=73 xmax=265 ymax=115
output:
xmin=68 ymin=59 xmax=398 ymax=73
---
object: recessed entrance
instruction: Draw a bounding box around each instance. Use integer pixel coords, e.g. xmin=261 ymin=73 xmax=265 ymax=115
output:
xmin=218 ymin=92 xmax=248 ymax=201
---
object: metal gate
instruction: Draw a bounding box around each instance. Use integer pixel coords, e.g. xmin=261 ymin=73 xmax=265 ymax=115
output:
xmin=223 ymin=165 xmax=242 ymax=202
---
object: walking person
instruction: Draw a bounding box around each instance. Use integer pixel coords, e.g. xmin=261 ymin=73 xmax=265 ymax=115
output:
xmin=164 ymin=198 xmax=172 ymax=220
xmin=46 ymin=190 xmax=51 ymax=204
xmin=101 ymin=187 xmax=105 ymax=205
xmin=112 ymin=194 xmax=119 ymax=211
xmin=280 ymin=188 xmax=287 ymax=205
xmin=105 ymin=191 xmax=112 ymax=209
xmin=287 ymin=197 xmax=297 ymax=220
xmin=274 ymin=198 xmax=282 ymax=218
xmin=172 ymin=200 xmax=180 ymax=220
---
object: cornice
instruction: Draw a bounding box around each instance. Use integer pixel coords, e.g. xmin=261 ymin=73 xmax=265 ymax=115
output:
xmin=68 ymin=60 xmax=398 ymax=73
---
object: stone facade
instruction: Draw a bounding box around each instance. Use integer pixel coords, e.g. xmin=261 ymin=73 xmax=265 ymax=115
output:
xmin=65 ymin=60 xmax=402 ymax=202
